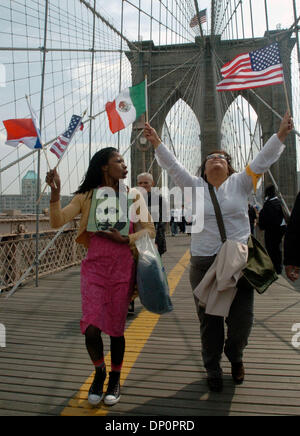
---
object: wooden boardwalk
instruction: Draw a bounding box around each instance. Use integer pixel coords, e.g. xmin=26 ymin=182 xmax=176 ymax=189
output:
xmin=1 ymin=235 xmax=300 ymax=416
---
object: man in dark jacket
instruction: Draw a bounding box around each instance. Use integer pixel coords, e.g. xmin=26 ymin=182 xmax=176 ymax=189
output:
xmin=137 ymin=172 xmax=167 ymax=256
xmin=258 ymin=185 xmax=287 ymax=274
xmin=127 ymin=172 xmax=168 ymax=314
xmin=284 ymin=192 xmax=300 ymax=282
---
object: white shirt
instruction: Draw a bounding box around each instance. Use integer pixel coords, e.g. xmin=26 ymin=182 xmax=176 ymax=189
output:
xmin=170 ymin=208 xmax=182 ymax=221
xmin=155 ymin=134 xmax=285 ymax=256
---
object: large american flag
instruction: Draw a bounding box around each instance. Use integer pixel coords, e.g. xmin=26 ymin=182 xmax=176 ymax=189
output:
xmin=50 ymin=114 xmax=83 ymax=159
xmin=190 ymin=9 xmax=207 ymax=28
xmin=216 ymin=42 xmax=284 ymax=92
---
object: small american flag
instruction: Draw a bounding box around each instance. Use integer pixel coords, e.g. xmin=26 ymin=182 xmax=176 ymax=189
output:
xmin=50 ymin=115 xmax=83 ymax=159
xmin=217 ymin=42 xmax=284 ymax=91
xmin=190 ymin=9 xmax=207 ymax=28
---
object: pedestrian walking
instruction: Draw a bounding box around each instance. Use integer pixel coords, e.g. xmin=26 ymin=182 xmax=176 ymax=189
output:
xmin=144 ymin=112 xmax=293 ymax=392
xmin=46 ymin=147 xmax=155 ymax=406
xmin=137 ymin=172 xmax=167 ymax=256
xmin=284 ymin=191 xmax=300 ymax=282
xmin=258 ymin=185 xmax=287 ymax=274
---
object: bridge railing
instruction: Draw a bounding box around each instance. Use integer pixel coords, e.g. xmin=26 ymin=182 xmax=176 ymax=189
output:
xmin=0 ymin=226 xmax=86 ymax=292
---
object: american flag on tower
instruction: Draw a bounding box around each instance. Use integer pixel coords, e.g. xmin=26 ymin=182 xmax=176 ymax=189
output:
xmin=217 ymin=42 xmax=284 ymax=91
xmin=189 ymin=9 xmax=207 ymax=28
xmin=50 ymin=114 xmax=83 ymax=159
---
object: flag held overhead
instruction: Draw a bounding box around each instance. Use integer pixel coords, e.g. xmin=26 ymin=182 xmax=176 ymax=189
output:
xmin=217 ymin=42 xmax=284 ymax=91
xmin=189 ymin=9 xmax=207 ymax=28
xmin=105 ymin=80 xmax=146 ymax=134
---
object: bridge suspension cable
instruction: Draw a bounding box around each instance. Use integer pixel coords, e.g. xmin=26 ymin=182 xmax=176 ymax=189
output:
xmin=0 ymin=0 xmax=299 ymax=293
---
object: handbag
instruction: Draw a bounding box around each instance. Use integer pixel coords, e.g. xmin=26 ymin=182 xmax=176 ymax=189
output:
xmin=135 ymin=233 xmax=173 ymax=314
xmin=208 ymin=183 xmax=278 ymax=294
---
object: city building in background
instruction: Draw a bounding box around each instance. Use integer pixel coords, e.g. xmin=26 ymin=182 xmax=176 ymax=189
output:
xmin=0 ymin=170 xmax=72 ymax=215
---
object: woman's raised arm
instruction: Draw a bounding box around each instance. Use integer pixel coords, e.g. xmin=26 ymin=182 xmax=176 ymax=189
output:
xmin=144 ymin=123 xmax=201 ymax=189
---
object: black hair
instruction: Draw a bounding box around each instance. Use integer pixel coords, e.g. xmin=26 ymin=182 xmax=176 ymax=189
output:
xmin=264 ymin=184 xmax=276 ymax=199
xmin=74 ymin=147 xmax=118 ymax=194
xmin=197 ymin=150 xmax=236 ymax=181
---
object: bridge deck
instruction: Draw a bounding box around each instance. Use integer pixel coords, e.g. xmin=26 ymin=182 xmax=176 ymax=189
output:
xmin=1 ymin=235 xmax=300 ymax=416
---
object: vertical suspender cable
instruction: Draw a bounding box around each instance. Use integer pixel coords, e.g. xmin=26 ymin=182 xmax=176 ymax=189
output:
xmin=35 ymin=0 xmax=49 ymax=287
xmin=117 ymin=0 xmax=125 ymax=152
xmin=249 ymin=0 xmax=254 ymax=38
xmin=264 ymin=0 xmax=269 ymax=34
xmin=138 ymin=0 xmax=141 ymax=41
xmin=240 ymin=0 xmax=245 ymax=39
xmin=89 ymin=0 xmax=97 ymax=161
xmin=292 ymin=0 xmax=300 ymax=80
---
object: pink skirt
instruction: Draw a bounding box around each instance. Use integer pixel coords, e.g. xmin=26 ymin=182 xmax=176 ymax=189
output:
xmin=80 ymin=233 xmax=135 ymax=337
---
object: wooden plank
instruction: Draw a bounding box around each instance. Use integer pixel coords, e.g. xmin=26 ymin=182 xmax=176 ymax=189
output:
xmin=1 ymin=235 xmax=300 ymax=416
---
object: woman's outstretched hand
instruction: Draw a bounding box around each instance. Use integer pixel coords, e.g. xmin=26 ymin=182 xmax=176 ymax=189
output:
xmin=277 ymin=112 xmax=294 ymax=143
xmin=144 ymin=122 xmax=162 ymax=149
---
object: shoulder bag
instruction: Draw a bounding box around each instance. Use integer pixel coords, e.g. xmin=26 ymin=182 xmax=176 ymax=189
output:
xmin=208 ymin=183 xmax=278 ymax=294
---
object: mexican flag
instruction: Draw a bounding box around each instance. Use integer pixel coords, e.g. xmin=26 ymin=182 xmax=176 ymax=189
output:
xmin=105 ymin=80 xmax=146 ymax=133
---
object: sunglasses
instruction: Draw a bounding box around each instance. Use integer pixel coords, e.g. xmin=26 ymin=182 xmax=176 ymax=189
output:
xmin=206 ymin=153 xmax=228 ymax=161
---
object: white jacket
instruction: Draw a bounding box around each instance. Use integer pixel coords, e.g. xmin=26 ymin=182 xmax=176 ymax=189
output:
xmin=155 ymin=134 xmax=285 ymax=256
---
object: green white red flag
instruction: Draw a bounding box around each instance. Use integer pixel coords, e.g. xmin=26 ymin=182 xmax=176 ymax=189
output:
xmin=105 ymin=80 xmax=146 ymax=133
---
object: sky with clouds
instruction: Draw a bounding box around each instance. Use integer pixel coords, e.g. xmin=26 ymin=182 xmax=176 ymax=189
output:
xmin=0 ymin=0 xmax=299 ymax=196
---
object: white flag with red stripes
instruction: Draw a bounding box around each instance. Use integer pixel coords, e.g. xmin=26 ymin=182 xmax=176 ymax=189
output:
xmin=50 ymin=114 xmax=83 ymax=159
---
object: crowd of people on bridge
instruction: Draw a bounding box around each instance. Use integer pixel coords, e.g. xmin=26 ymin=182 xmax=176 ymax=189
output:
xmin=46 ymin=110 xmax=298 ymax=406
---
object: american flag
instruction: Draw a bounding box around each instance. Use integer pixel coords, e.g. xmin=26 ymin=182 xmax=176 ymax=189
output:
xmin=50 ymin=115 xmax=83 ymax=159
xmin=217 ymin=42 xmax=284 ymax=91
xmin=190 ymin=9 xmax=207 ymax=28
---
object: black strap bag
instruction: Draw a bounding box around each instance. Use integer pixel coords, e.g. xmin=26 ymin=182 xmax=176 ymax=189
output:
xmin=208 ymin=184 xmax=278 ymax=294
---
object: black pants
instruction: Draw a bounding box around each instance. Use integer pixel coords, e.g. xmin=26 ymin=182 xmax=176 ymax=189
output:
xmin=189 ymin=256 xmax=254 ymax=378
xmin=264 ymin=226 xmax=286 ymax=274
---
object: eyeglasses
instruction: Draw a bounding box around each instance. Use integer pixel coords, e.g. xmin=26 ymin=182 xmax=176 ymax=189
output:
xmin=206 ymin=154 xmax=228 ymax=161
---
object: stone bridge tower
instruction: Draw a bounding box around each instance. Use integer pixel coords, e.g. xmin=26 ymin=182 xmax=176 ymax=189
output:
xmin=126 ymin=32 xmax=297 ymax=207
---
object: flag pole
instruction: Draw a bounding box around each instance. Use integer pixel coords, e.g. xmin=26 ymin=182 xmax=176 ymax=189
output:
xmin=36 ymin=109 xmax=87 ymax=205
xmin=145 ymin=75 xmax=149 ymax=124
xmin=248 ymin=89 xmax=300 ymax=138
xmin=282 ymin=79 xmax=291 ymax=114
xmin=25 ymin=95 xmax=52 ymax=172
xmin=276 ymin=36 xmax=291 ymax=114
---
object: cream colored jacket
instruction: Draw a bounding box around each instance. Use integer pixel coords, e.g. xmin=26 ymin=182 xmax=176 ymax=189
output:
xmin=193 ymin=240 xmax=248 ymax=317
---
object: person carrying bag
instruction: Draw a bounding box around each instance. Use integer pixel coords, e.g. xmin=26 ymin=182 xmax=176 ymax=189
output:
xmin=135 ymin=233 xmax=173 ymax=315
xmin=207 ymin=183 xmax=278 ymax=296
xmin=144 ymin=112 xmax=294 ymax=393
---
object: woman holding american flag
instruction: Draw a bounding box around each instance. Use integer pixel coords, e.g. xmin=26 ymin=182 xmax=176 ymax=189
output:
xmin=144 ymin=112 xmax=293 ymax=393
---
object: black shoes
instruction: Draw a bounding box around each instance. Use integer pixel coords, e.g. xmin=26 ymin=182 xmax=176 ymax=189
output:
xmin=88 ymin=369 xmax=121 ymax=406
xmin=231 ymin=362 xmax=245 ymax=384
xmin=88 ymin=366 xmax=107 ymax=406
xmin=207 ymin=376 xmax=223 ymax=392
xmin=104 ymin=371 xmax=121 ymax=406
xmin=207 ymin=362 xmax=245 ymax=392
